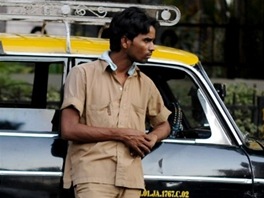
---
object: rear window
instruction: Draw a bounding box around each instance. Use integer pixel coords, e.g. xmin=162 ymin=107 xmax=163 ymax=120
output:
xmin=0 ymin=60 xmax=64 ymax=132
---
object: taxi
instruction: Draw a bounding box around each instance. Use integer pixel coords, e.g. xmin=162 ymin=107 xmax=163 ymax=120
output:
xmin=0 ymin=1 xmax=264 ymax=198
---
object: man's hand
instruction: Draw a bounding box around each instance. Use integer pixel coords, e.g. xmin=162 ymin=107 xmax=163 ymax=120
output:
xmin=122 ymin=129 xmax=157 ymax=158
xmin=125 ymin=121 xmax=170 ymax=157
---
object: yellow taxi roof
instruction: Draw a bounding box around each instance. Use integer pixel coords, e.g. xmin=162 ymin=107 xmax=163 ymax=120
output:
xmin=0 ymin=33 xmax=199 ymax=66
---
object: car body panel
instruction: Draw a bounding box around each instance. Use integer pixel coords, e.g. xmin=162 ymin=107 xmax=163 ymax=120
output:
xmin=0 ymin=132 xmax=63 ymax=198
xmin=142 ymin=142 xmax=252 ymax=198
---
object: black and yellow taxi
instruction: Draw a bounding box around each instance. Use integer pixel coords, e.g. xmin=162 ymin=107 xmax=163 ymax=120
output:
xmin=0 ymin=1 xmax=264 ymax=198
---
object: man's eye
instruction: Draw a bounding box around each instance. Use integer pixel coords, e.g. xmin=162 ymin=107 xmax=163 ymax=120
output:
xmin=144 ymin=39 xmax=153 ymax=43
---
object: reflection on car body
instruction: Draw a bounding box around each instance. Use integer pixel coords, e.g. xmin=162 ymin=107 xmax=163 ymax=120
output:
xmin=0 ymin=1 xmax=264 ymax=198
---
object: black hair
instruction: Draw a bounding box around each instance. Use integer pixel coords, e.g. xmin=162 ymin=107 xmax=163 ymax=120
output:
xmin=109 ymin=7 xmax=159 ymax=52
xmin=30 ymin=26 xmax=47 ymax=35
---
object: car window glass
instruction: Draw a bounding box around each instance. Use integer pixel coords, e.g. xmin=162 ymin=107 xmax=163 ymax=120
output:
xmin=140 ymin=65 xmax=211 ymax=140
xmin=167 ymin=78 xmax=209 ymax=129
xmin=0 ymin=62 xmax=34 ymax=107
xmin=0 ymin=60 xmax=64 ymax=132
xmin=166 ymin=75 xmax=211 ymax=140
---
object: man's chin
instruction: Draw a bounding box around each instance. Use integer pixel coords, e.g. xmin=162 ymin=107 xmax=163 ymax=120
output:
xmin=137 ymin=58 xmax=148 ymax=63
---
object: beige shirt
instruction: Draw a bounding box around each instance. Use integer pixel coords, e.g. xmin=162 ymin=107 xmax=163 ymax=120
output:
xmin=61 ymin=59 xmax=171 ymax=189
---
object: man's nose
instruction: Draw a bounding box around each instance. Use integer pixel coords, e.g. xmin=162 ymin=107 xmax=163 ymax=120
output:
xmin=149 ymin=42 xmax=155 ymax=51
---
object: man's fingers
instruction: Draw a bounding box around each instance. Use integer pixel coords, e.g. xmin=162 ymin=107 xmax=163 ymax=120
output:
xmin=129 ymin=142 xmax=150 ymax=158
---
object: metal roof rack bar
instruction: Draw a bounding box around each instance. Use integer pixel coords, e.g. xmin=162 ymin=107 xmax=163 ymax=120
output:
xmin=0 ymin=0 xmax=181 ymax=54
xmin=0 ymin=0 xmax=181 ymax=26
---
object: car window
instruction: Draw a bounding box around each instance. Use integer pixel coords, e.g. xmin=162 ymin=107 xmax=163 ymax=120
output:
xmin=0 ymin=60 xmax=64 ymax=132
xmin=140 ymin=64 xmax=233 ymax=145
xmin=167 ymin=76 xmax=209 ymax=129
xmin=167 ymin=76 xmax=213 ymax=139
xmin=0 ymin=61 xmax=63 ymax=108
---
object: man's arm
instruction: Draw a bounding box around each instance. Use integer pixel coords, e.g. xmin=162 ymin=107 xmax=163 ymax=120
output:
xmin=146 ymin=121 xmax=171 ymax=147
xmin=61 ymin=106 xmax=156 ymax=157
xmin=61 ymin=106 xmax=119 ymax=142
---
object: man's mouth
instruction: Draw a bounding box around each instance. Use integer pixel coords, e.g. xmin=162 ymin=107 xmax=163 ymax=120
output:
xmin=146 ymin=53 xmax=152 ymax=58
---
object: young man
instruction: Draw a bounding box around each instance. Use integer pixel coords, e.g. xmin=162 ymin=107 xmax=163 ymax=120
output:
xmin=60 ymin=7 xmax=171 ymax=198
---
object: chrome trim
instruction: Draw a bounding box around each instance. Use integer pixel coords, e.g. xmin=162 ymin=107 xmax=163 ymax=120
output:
xmin=162 ymin=139 xmax=195 ymax=144
xmin=254 ymin=178 xmax=264 ymax=184
xmin=2 ymin=171 xmax=255 ymax=185
xmin=1 ymin=171 xmax=254 ymax=184
xmin=0 ymin=170 xmax=62 ymax=177
xmin=144 ymin=175 xmax=252 ymax=184
xmin=0 ymin=132 xmax=58 ymax=138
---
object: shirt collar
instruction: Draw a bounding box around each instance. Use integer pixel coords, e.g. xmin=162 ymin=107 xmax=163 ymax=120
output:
xmin=99 ymin=50 xmax=137 ymax=76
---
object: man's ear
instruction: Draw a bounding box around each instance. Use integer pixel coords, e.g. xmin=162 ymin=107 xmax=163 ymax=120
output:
xmin=121 ymin=36 xmax=131 ymax=49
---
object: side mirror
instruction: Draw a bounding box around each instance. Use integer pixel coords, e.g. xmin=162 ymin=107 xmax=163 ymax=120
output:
xmin=214 ymin=83 xmax=226 ymax=101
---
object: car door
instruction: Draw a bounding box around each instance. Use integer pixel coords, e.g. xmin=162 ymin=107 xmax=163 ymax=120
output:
xmin=139 ymin=64 xmax=254 ymax=198
xmin=0 ymin=129 xmax=63 ymax=198
xmin=0 ymin=56 xmax=67 ymax=198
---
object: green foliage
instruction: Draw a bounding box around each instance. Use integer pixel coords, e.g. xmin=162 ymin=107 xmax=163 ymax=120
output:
xmin=0 ymin=62 xmax=34 ymax=74
xmin=225 ymin=83 xmax=264 ymax=138
xmin=0 ymin=73 xmax=31 ymax=100
xmin=0 ymin=73 xmax=60 ymax=106
xmin=0 ymin=61 xmax=61 ymax=107
xmin=225 ymin=83 xmax=256 ymax=105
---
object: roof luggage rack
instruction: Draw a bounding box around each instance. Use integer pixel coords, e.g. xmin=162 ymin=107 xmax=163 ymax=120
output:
xmin=0 ymin=0 xmax=181 ymax=53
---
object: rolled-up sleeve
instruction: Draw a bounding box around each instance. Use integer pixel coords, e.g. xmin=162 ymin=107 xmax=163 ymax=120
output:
xmin=61 ymin=66 xmax=86 ymax=117
xmin=147 ymin=83 xmax=171 ymax=126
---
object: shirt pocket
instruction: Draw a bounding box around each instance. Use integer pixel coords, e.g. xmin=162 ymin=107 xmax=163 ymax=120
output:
xmin=130 ymin=103 xmax=146 ymax=131
xmin=86 ymin=100 xmax=120 ymax=127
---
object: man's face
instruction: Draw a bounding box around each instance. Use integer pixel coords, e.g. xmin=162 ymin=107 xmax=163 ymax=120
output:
xmin=126 ymin=26 xmax=156 ymax=63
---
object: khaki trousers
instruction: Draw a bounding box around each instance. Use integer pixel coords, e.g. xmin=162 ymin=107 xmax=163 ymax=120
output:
xmin=74 ymin=183 xmax=141 ymax=198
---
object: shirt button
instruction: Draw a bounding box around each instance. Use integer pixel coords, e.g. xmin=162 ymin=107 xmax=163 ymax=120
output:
xmin=120 ymin=87 xmax=123 ymax=91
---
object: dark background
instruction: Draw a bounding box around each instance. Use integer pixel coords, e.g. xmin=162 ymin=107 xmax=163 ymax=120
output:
xmin=1 ymin=0 xmax=263 ymax=80
xmin=73 ymin=0 xmax=264 ymax=80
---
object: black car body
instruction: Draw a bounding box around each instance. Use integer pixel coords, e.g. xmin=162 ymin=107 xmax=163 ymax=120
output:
xmin=0 ymin=1 xmax=264 ymax=198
